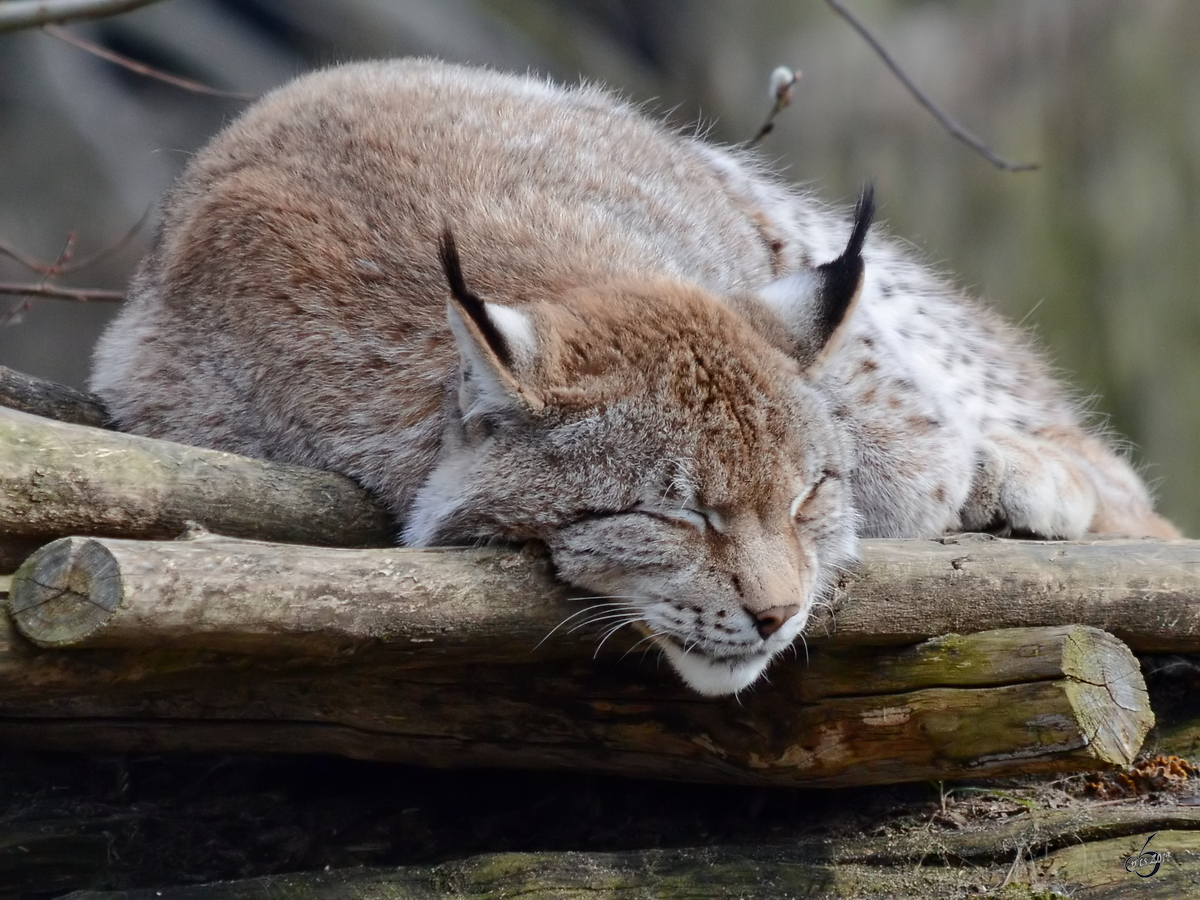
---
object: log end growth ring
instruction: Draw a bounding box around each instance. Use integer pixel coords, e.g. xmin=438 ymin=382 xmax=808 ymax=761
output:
xmin=9 ymin=537 xmax=122 ymax=646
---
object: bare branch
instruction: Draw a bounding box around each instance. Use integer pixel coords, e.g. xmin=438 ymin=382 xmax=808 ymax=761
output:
xmin=0 ymin=0 xmax=165 ymax=34
xmin=0 ymin=283 xmax=124 ymax=302
xmin=825 ymin=0 xmax=1038 ymax=173
xmin=44 ymin=24 xmax=256 ymax=101
xmin=50 ymin=208 xmax=152 ymax=274
xmin=0 ymin=239 xmax=50 ymax=276
xmin=0 ymin=213 xmax=149 ymax=279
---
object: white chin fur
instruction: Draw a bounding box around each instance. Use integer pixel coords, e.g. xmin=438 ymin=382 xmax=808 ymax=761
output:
xmin=653 ymin=608 xmax=810 ymax=696
xmin=659 ymin=641 xmax=776 ymax=697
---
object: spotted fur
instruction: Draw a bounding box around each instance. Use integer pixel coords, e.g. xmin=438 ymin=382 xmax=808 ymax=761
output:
xmin=91 ymin=59 xmax=1178 ymax=696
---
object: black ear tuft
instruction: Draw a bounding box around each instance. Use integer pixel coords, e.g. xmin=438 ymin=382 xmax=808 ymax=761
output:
xmin=812 ymin=183 xmax=875 ymax=349
xmin=438 ymin=229 xmax=513 ymax=368
xmin=843 ymin=183 xmax=875 ymax=262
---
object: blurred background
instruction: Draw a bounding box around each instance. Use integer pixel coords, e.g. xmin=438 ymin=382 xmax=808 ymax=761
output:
xmin=0 ymin=0 xmax=1196 ymax=533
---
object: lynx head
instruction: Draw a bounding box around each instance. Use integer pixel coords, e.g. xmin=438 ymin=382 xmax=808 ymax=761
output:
xmin=406 ymin=190 xmax=874 ymax=695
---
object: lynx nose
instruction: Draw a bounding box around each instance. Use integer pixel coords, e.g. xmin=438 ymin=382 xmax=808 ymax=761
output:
xmin=752 ymin=604 xmax=801 ymax=639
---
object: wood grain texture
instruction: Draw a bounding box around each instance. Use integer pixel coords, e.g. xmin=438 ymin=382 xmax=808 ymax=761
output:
xmin=4 ymin=535 xmax=1155 ymax=786
xmin=10 ymin=532 xmax=1200 ymax=654
xmin=52 ymin=816 xmax=1200 ymax=899
xmin=0 ymin=406 xmax=393 ymax=547
xmin=0 ymin=364 xmax=110 ymax=429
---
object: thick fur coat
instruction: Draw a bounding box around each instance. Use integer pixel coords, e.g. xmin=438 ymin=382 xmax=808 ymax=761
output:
xmin=92 ymin=59 xmax=1177 ymax=695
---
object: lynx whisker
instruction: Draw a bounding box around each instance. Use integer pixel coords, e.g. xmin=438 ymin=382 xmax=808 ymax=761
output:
xmin=533 ymin=597 xmax=642 ymax=651
xmin=618 ymin=631 xmax=662 ymax=662
xmin=593 ymin=618 xmax=642 ymax=658
xmin=568 ymin=608 xmax=646 ymax=635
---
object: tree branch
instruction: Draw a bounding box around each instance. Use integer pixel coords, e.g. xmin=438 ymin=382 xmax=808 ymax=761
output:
xmin=44 ymin=24 xmax=256 ymax=100
xmin=825 ymin=0 xmax=1039 ymax=173
xmin=0 ymin=0 xmax=165 ymax=34
xmin=0 ymin=282 xmax=124 ymax=302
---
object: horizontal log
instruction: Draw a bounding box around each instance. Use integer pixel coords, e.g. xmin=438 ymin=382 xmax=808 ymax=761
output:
xmin=5 ymin=733 xmax=1200 ymax=898
xmin=1 ymin=539 xmax=1155 ymax=785
xmin=0 ymin=364 xmax=110 ymax=429
xmin=10 ymin=534 xmax=567 ymax=657
xmin=813 ymin=533 xmax=1200 ymax=652
xmin=9 ymin=532 xmax=1200 ymax=656
xmin=52 ymin=821 xmax=1200 ymax=899
xmin=0 ymin=406 xmax=393 ymax=546
xmin=0 ymin=664 xmax=1151 ymax=786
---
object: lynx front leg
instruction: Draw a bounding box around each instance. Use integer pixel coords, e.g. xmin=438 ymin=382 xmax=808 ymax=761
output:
xmin=959 ymin=432 xmax=1097 ymax=539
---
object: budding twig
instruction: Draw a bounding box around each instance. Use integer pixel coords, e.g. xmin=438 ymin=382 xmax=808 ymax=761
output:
xmin=825 ymin=0 xmax=1038 ymax=173
xmin=746 ymin=66 xmax=800 ymax=148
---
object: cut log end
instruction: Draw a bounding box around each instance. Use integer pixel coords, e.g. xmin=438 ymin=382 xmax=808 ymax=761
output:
xmin=1062 ymin=627 xmax=1154 ymax=767
xmin=10 ymin=536 xmax=123 ymax=647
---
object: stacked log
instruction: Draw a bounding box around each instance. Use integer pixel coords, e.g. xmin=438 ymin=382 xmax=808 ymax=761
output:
xmin=1 ymin=372 xmax=1197 ymax=790
xmin=2 ymin=532 xmax=1163 ymax=786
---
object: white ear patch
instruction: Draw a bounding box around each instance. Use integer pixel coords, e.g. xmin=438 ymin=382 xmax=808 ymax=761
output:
xmin=483 ymin=302 xmax=537 ymax=371
xmin=756 ymin=270 xmax=821 ymax=317
xmin=446 ymin=300 xmax=540 ymax=421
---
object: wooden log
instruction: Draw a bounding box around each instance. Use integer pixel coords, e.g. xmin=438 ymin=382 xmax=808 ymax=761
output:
xmin=0 ymin=364 xmax=110 ymax=429
xmin=10 ymin=850 xmax=1026 ymax=899
xmin=51 ymin=817 xmax=1200 ymax=899
xmin=9 ymin=534 xmax=568 ymax=657
xmin=812 ymin=533 xmax=1200 ymax=653
xmin=0 ymin=406 xmax=393 ymax=546
xmin=9 ymin=532 xmax=1200 ymax=655
xmin=2 ymin=537 xmax=1155 ymax=786
xmin=5 ymin=733 xmax=1200 ymax=899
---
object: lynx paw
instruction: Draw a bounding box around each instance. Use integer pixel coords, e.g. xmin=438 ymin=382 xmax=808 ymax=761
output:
xmin=959 ymin=433 xmax=1097 ymax=539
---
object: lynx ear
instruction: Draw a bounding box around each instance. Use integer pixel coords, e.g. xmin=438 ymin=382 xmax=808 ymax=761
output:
xmin=438 ymin=230 xmax=540 ymax=419
xmin=756 ymin=185 xmax=875 ymax=372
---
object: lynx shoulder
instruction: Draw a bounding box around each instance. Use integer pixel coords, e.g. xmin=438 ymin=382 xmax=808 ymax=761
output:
xmin=91 ymin=58 xmax=1178 ymax=696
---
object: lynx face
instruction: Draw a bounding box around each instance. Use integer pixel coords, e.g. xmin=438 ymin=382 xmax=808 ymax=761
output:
xmin=402 ymin=222 xmax=868 ymax=695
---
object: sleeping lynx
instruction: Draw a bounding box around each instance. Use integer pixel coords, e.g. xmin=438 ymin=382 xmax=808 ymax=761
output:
xmin=92 ymin=59 xmax=1177 ymax=696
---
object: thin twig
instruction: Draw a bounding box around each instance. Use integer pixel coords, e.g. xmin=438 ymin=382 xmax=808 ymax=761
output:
xmin=0 ymin=239 xmax=49 ymax=276
xmin=0 ymin=0 xmax=165 ymax=34
xmin=54 ymin=208 xmax=152 ymax=275
xmin=44 ymin=24 xmax=256 ymax=101
xmin=825 ymin=0 xmax=1038 ymax=172
xmin=0 ymin=211 xmax=150 ymax=278
xmin=49 ymin=231 xmax=78 ymax=275
xmin=0 ymin=283 xmax=125 ymax=302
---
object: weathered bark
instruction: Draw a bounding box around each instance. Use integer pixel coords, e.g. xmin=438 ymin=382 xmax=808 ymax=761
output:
xmin=0 ymin=406 xmax=393 ymax=547
xmin=51 ymin=814 xmax=1200 ymax=899
xmin=10 ymin=532 xmax=1200 ymax=655
xmin=10 ymin=533 xmax=569 ymax=657
xmin=827 ymin=532 xmax=1200 ymax=652
xmin=0 ymin=364 xmax=110 ymax=428
xmin=3 ymin=537 xmax=1155 ymax=786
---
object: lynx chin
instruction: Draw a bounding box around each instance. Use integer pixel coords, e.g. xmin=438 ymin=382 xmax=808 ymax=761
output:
xmin=92 ymin=59 xmax=1179 ymax=697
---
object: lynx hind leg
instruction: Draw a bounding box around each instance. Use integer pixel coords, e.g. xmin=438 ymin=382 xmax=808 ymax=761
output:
xmin=1050 ymin=428 xmax=1181 ymax=539
xmin=959 ymin=431 xmax=1098 ymax=539
xmin=960 ymin=429 xmax=1179 ymax=539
